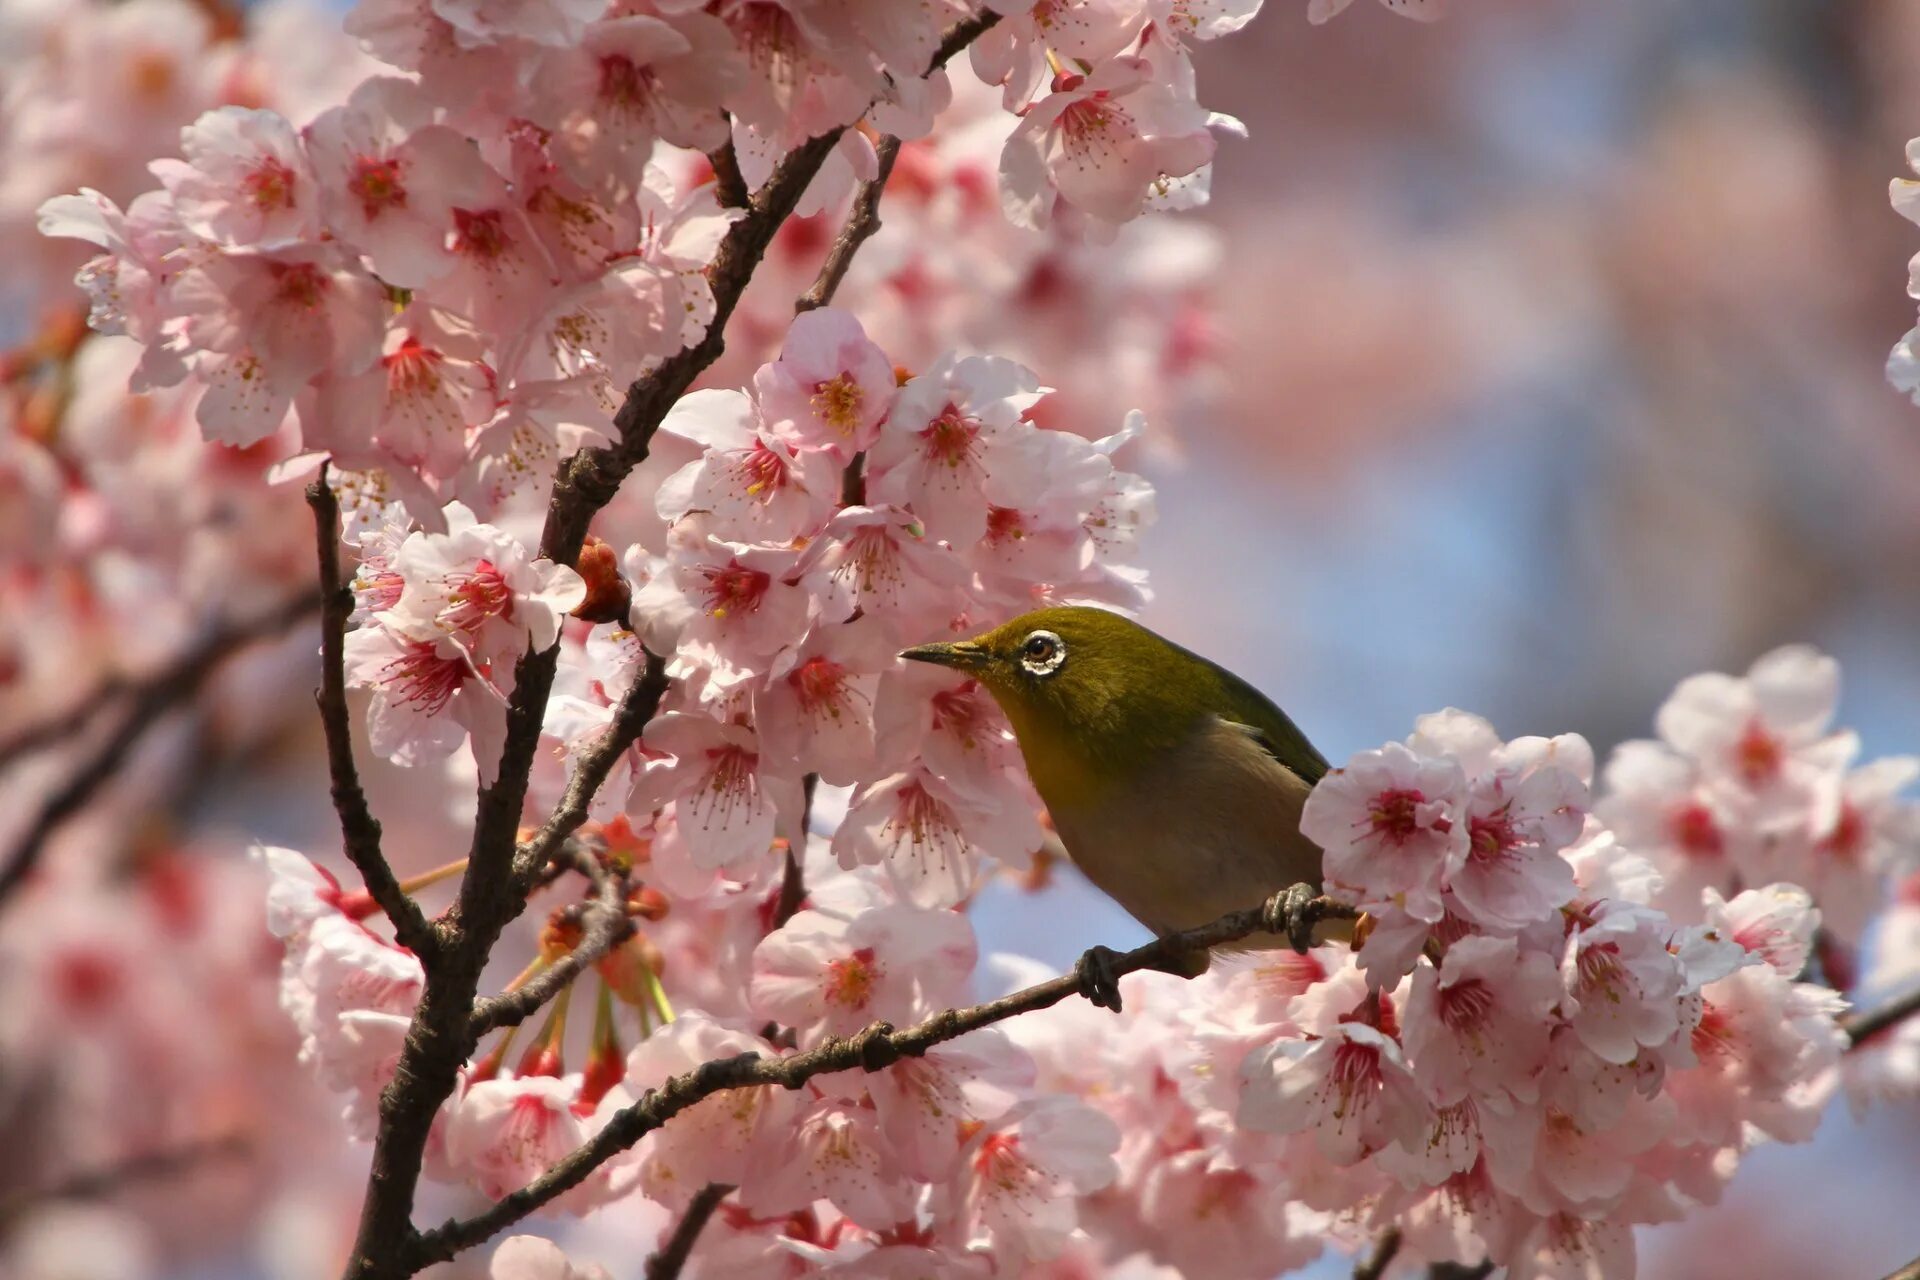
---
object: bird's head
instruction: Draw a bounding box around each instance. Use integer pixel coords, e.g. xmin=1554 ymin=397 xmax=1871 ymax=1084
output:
xmin=899 ymin=606 xmax=1213 ymax=795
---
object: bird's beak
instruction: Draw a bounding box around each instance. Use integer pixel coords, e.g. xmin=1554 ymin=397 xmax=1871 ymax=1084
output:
xmin=898 ymin=640 xmax=989 ymax=670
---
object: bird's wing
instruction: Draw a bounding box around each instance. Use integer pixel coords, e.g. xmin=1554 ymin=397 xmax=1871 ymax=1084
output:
xmin=1218 ymin=713 xmax=1330 ymax=787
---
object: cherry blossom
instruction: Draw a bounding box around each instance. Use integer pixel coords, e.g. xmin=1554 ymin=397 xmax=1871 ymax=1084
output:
xmin=750 ymin=879 xmax=976 ymax=1036
xmin=1301 ymin=740 xmax=1465 ymax=924
xmin=490 ymin=1236 xmax=612 ymax=1280
xmin=753 ymin=307 xmax=898 ymax=459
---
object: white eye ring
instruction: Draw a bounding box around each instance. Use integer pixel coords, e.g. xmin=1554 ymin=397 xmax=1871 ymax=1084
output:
xmin=1019 ymin=629 xmax=1066 ymax=677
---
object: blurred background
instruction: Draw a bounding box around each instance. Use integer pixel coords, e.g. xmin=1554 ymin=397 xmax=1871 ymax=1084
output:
xmin=990 ymin=3 xmax=1920 ymax=1276
xmin=5 ymin=1 xmax=1920 ymax=1277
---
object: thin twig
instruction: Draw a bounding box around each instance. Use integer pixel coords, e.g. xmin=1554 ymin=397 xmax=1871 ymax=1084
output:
xmin=644 ymin=1182 xmax=734 ymax=1280
xmin=1355 ymin=1227 xmax=1403 ymax=1280
xmin=796 ymin=134 xmax=901 ymax=313
xmin=508 ymin=648 xmax=670 ymax=893
xmin=1844 ymin=983 xmax=1920 ymax=1047
xmin=0 ymin=589 xmax=319 ymax=907
xmin=408 ymin=891 xmax=1357 ymax=1263
xmin=305 ymin=477 xmax=436 ymax=959
xmin=707 ymin=138 xmax=749 ymax=210
xmin=471 ymin=841 xmax=635 ymax=1037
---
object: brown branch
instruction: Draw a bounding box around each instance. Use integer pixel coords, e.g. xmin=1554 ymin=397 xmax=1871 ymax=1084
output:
xmin=0 ymin=588 xmax=319 ymax=907
xmin=644 ymin=1182 xmax=734 ymax=1280
xmin=508 ymin=648 xmax=670 ymax=893
xmin=1882 ymin=1255 xmax=1920 ymax=1280
xmin=707 ymin=138 xmax=749 ymax=210
xmin=0 ymin=1134 xmax=250 ymax=1226
xmin=0 ymin=676 xmax=128 ymax=771
xmin=796 ymin=133 xmax=901 ymax=314
xmin=407 ymin=890 xmax=1356 ymax=1265
xmin=1844 ymin=983 xmax=1920 ymax=1047
xmin=1355 ymin=1227 xmax=1402 ymax=1280
xmin=339 ymin=17 xmax=1002 ymax=1280
xmin=471 ymin=841 xmax=635 ymax=1037
xmin=306 ymin=478 xmax=437 ymax=959
xmin=1428 ymin=1264 xmax=1494 ymax=1280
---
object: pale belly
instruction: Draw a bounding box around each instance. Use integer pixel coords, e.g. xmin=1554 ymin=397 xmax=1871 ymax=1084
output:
xmin=1046 ymin=718 xmax=1323 ymax=942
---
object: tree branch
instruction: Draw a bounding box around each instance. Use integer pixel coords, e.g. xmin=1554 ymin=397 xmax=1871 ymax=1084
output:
xmin=1428 ymin=1263 xmax=1494 ymax=1280
xmin=407 ymin=891 xmax=1358 ymax=1264
xmin=0 ymin=1134 xmax=249 ymax=1227
xmin=339 ymin=17 xmax=1002 ymax=1279
xmin=305 ymin=478 xmax=437 ymax=959
xmin=796 ymin=133 xmax=901 ymax=314
xmin=0 ymin=675 xmax=128 ymax=771
xmin=508 ymin=648 xmax=670 ymax=893
xmin=1844 ymin=983 xmax=1920 ymax=1047
xmin=707 ymin=138 xmax=749 ymax=210
xmin=471 ymin=840 xmax=635 ymax=1038
xmin=1882 ymin=1254 xmax=1920 ymax=1280
xmin=1355 ymin=1227 xmax=1402 ymax=1280
xmin=644 ymin=1182 xmax=734 ymax=1280
xmin=0 ymin=588 xmax=319 ymax=908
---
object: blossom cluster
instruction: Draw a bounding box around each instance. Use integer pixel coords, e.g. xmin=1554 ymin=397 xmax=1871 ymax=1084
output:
xmin=267 ymin=644 xmax=1919 ymax=1280
xmin=36 ymin=0 xmax=1262 ymax=517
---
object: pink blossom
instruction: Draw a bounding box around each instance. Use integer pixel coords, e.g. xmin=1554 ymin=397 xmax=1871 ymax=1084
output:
xmin=281 ymin=914 xmax=423 ymax=1137
xmin=754 ymin=616 xmax=893 ymax=786
xmin=489 ymin=1236 xmax=611 ymax=1280
xmin=999 ymin=57 xmax=1223 ymax=233
xmin=36 ymin=189 xmax=189 ymax=388
xmin=387 ymin=502 xmax=587 ymax=658
xmin=833 ymin=766 xmax=1045 ymax=906
xmin=736 ymin=1096 xmax=919 ymax=1229
xmin=865 ymin=353 xmax=1049 ymax=545
xmin=752 ymin=307 xmax=897 ymax=459
xmin=1701 ymin=883 xmax=1819 ymax=977
xmin=1239 ymin=1020 xmax=1429 ymax=1165
xmin=865 ymin=1029 xmax=1035 ymax=1181
xmin=433 ymin=0 xmax=608 ymax=48
xmin=526 ymin=15 xmax=734 ymax=174
xmin=150 ymin=106 xmax=319 ymax=249
xmin=797 ymin=505 xmax=970 ymax=628
xmin=444 ymin=1074 xmax=628 ymax=1211
xmin=655 ymin=388 xmax=839 ymax=546
xmin=750 ymin=892 xmax=976 ymax=1036
xmin=972 ymin=0 xmax=1146 ymax=111
xmin=630 ymin=530 xmax=813 ymax=692
xmin=949 ymin=1096 xmax=1120 ymax=1262
xmin=1653 ymin=644 xmax=1859 ymax=829
xmin=1402 ymin=935 xmax=1561 ymax=1106
xmin=342 ymin=619 xmax=508 ymax=776
xmin=252 ymin=843 xmax=353 ymax=939
xmin=312 ymin=304 xmax=494 ymax=480
xmin=1558 ymin=901 xmax=1685 ymax=1065
xmin=1301 ymin=740 xmax=1466 ymax=922
xmin=632 ymin=712 xmax=782 ymax=875
xmin=624 ymin=1013 xmax=799 ymax=1205
xmin=170 ymin=244 xmax=387 ymax=445
xmin=304 ymin=78 xmax=499 ymax=288
xmin=1308 ymin=0 xmax=1442 ymax=23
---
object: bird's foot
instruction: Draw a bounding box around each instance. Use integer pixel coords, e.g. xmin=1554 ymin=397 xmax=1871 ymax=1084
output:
xmin=1075 ymin=944 xmax=1126 ymax=1014
xmin=1263 ymin=881 xmax=1321 ymax=955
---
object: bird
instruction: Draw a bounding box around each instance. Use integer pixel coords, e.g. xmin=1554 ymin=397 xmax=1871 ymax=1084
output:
xmin=900 ymin=605 xmax=1336 ymax=1012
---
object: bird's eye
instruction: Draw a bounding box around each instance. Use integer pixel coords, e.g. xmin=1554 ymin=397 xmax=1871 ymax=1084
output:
xmin=1019 ymin=629 xmax=1066 ymax=676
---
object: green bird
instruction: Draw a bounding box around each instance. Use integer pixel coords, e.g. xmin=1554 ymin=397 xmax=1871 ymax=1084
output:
xmin=900 ymin=605 xmax=1335 ymax=1012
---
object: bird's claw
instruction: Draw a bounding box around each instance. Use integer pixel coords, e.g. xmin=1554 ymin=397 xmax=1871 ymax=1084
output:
xmin=1263 ymin=881 xmax=1320 ymax=955
xmin=1075 ymin=944 xmax=1126 ymax=1014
